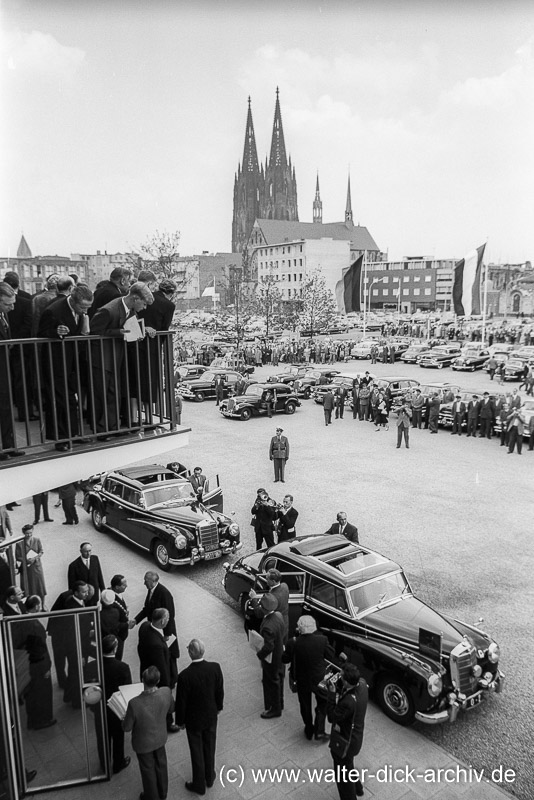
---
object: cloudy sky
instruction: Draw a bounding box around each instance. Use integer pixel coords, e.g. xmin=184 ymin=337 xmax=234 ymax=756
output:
xmin=2 ymin=0 xmax=534 ymax=263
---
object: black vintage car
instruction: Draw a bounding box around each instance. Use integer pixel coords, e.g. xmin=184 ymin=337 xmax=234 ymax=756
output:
xmin=83 ymin=465 xmax=241 ymax=570
xmin=176 ymin=368 xmax=245 ymax=402
xmin=267 ymin=365 xmax=315 ymax=386
xmin=451 ymin=347 xmax=491 ymax=372
xmin=174 ymin=364 xmax=207 ymax=384
xmin=219 ymin=383 xmax=300 ymax=420
xmin=418 ymin=345 xmax=462 ymax=369
xmin=223 ymin=535 xmax=504 ymax=726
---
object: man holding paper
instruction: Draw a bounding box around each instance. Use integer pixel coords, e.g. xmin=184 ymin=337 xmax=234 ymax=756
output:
xmin=255 ymin=593 xmax=285 ymax=719
xmin=137 ymin=608 xmax=179 ymax=732
xmin=89 ymin=282 xmax=153 ymax=436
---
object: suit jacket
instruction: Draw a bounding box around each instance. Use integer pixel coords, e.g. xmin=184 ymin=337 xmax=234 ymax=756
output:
xmin=452 ymin=401 xmax=466 ymax=416
xmin=134 ymin=582 xmax=179 ymax=659
xmin=102 ymin=655 xmax=132 ymax=701
xmin=283 ymin=631 xmax=336 ymax=691
xmin=270 ymin=583 xmax=289 ymax=636
xmin=323 ymin=391 xmax=335 ymax=410
xmin=269 ymin=435 xmax=289 ymax=460
xmin=257 ymin=611 xmax=285 ymax=669
xmin=479 ymin=398 xmax=495 ymax=420
xmin=324 ymin=522 xmax=359 ymax=544
xmin=277 ymin=506 xmax=298 ymax=541
xmin=326 ymin=679 xmax=368 ymax=757
xmin=175 ymin=660 xmax=224 ymax=730
xmin=68 ymin=555 xmax=105 ymax=601
xmin=506 ymin=410 xmax=526 ymax=435
xmin=137 ymin=621 xmax=173 ymax=687
xmin=8 ymin=294 xmax=32 ymax=338
xmin=396 ymin=407 xmax=412 ymax=428
xmin=467 ymin=400 xmax=480 ymax=419
xmin=139 ymin=290 xmax=175 ymax=331
xmin=123 ymin=687 xmax=174 ymax=753
xmin=38 ymin=296 xmax=87 ymax=340
xmin=90 ymin=297 xmax=131 ymax=372
xmin=100 ymin=603 xmax=129 ymax=641
xmin=89 ymin=281 xmax=124 ymax=319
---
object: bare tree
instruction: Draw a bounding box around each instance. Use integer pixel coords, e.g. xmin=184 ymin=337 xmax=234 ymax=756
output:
xmin=254 ymin=274 xmax=283 ymax=336
xmin=128 ymin=230 xmax=193 ymax=293
xmin=298 ymin=269 xmax=338 ymax=335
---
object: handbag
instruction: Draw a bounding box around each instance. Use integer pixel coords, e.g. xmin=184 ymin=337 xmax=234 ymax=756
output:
xmin=289 ymin=649 xmax=298 ymax=693
xmin=329 ymin=691 xmax=357 ymax=759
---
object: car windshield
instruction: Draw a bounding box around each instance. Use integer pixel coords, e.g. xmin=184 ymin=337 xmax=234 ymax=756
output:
xmin=349 ymin=571 xmax=410 ymax=615
xmin=201 ymin=371 xmax=217 ymax=381
xmin=245 ymin=384 xmax=264 ymax=397
xmin=143 ymin=483 xmax=195 ymax=507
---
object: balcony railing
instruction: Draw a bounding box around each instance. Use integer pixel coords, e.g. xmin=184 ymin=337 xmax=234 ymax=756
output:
xmin=0 ymin=331 xmax=177 ymax=461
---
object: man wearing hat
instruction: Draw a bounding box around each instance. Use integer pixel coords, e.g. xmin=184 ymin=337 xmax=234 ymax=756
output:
xmin=256 ymin=593 xmax=285 ymax=719
xmin=269 ymin=427 xmax=289 ymax=483
xmin=451 ymin=394 xmax=466 ymax=436
xmin=478 ymin=391 xmax=495 ymax=439
xmin=466 ymin=394 xmax=480 ymax=437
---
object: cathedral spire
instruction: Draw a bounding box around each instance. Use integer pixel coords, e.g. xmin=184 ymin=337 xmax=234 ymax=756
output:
xmin=313 ymin=172 xmax=323 ymax=224
xmin=345 ymin=173 xmax=353 ymax=224
xmin=241 ymin=96 xmax=260 ymax=174
xmin=268 ymin=86 xmax=288 ymax=168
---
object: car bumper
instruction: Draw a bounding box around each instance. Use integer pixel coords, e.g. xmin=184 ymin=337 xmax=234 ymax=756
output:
xmin=415 ymin=670 xmax=505 ymax=724
xmin=171 ymin=541 xmax=242 ymax=566
xmin=220 ymin=408 xmax=242 ymax=418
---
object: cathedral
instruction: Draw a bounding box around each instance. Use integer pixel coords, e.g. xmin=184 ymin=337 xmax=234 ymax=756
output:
xmin=232 ymin=89 xmax=299 ymax=254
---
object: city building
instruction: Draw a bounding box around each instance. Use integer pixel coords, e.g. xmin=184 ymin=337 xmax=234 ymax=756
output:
xmin=0 ymin=236 xmax=89 ymax=293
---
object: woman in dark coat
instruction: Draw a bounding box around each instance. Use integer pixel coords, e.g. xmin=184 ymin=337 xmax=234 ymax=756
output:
xmin=327 ymin=663 xmax=368 ymax=799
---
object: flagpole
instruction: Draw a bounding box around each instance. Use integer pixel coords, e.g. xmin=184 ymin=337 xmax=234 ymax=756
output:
xmin=363 ymin=251 xmax=368 ymax=339
xmin=481 ymin=260 xmax=488 ymax=346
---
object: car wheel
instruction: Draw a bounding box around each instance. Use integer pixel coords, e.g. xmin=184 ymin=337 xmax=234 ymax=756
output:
xmin=153 ymin=540 xmax=172 ymax=572
xmin=240 ymin=593 xmax=250 ymax=616
xmin=285 ymin=402 xmax=296 ymax=415
xmin=376 ymin=674 xmax=415 ymax=725
xmin=304 ymin=387 xmax=311 ymax=399
xmin=240 ymin=408 xmax=252 ymax=421
xmin=470 ymin=366 xmax=475 ymax=372
xmin=365 ymin=354 xmax=371 ymax=360
xmin=91 ymin=506 xmax=106 ymax=532
xmin=194 ymin=392 xmax=205 ymax=402
xmin=438 ymin=363 xmax=443 ymax=369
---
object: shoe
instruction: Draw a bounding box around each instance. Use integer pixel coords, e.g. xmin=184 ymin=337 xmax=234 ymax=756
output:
xmin=396 ymin=445 xmax=400 ymax=448
xmin=304 ymin=728 xmax=313 ymax=740
xmin=62 ymin=522 xmax=73 ymax=525
xmin=281 ymin=479 xmax=285 ymax=483
xmin=185 ymin=782 xmax=205 ymax=795
xmin=7 ymin=450 xmax=26 ymax=458
xmin=356 ymin=783 xmax=364 ymax=797
xmin=44 ymin=518 xmax=53 ymax=522
xmin=206 ymin=778 xmax=214 ymax=788
xmin=113 ymin=756 xmax=131 ymax=773
xmin=55 ymin=444 xmax=71 ymax=452
xmin=260 ymin=710 xmax=281 ymax=719
xmin=33 ymin=520 xmax=39 ymax=525
xmin=26 ymin=770 xmax=37 ymax=784
xmin=97 ymin=435 xmax=111 ymax=442
xmin=274 ymin=479 xmax=279 ymax=483
xmin=406 ymin=446 xmax=409 ymax=449
xmin=167 ymin=723 xmax=180 ymax=732
xmin=314 ymin=732 xmax=329 ymax=741
xmin=73 ymin=438 xmax=92 ymax=445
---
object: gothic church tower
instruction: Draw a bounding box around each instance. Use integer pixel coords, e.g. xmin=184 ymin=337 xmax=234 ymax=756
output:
xmin=232 ymin=90 xmax=298 ymax=252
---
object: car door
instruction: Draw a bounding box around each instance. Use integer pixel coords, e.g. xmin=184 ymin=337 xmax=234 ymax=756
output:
xmin=118 ymin=487 xmax=147 ymax=547
xmin=104 ymin=480 xmax=129 ymax=532
xmin=223 ymin=372 xmax=240 ymax=396
xmin=303 ymin=575 xmax=354 ymax=636
xmin=259 ymin=556 xmax=307 ymax=636
xmin=201 ymin=475 xmax=224 ymax=513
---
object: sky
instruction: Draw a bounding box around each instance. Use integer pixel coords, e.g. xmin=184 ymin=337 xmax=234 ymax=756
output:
xmin=1 ymin=0 xmax=534 ymax=264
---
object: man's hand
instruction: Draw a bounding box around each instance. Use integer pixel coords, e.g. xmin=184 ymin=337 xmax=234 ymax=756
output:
xmin=145 ymin=326 xmax=157 ymax=338
xmin=57 ymin=324 xmax=70 ymax=338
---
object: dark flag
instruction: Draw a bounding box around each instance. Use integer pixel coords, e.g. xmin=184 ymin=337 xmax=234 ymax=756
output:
xmin=335 ymin=255 xmax=363 ymax=313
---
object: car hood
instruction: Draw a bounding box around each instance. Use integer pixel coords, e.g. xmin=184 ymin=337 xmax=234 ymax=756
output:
xmin=148 ymin=503 xmax=217 ymax=526
xmin=226 ymin=394 xmax=258 ymax=403
xmin=361 ymin=595 xmax=490 ymax=653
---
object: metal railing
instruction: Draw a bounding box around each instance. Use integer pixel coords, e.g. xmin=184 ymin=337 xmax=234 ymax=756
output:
xmin=0 ymin=331 xmax=177 ymax=459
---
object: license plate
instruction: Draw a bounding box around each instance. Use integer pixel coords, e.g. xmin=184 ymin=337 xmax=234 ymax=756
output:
xmin=463 ymin=692 xmax=482 ymax=710
xmin=204 ymin=550 xmax=222 ymax=561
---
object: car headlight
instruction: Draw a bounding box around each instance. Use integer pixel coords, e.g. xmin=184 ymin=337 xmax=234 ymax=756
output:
xmin=174 ymin=533 xmax=187 ymax=550
xmin=487 ymin=642 xmax=500 ymax=663
xmin=228 ymin=522 xmax=240 ymax=538
xmin=427 ymin=673 xmax=443 ymax=698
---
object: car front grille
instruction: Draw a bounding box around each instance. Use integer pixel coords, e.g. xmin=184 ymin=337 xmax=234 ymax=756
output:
xmin=226 ymin=398 xmax=235 ymax=410
xmin=197 ymin=520 xmax=219 ymax=551
xmin=450 ymin=640 xmax=478 ymax=694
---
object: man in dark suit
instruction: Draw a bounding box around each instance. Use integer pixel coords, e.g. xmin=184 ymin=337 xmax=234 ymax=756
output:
xmin=123 ymin=666 xmax=174 ymax=800
xmin=0 ymin=283 xmax=25 ymax=458
xmin=335 ymin=386 xmax=347 ymax=419
xmin=189 ymin=467 xmax=207 ymax=502
xmin=47 ymin=588 xmax=73 ymax=689
xmin=37 ymin=284 xmax=93 ymax=450
xmin=137 ymin=609 xmax=173 ymax=690
xmin=478 ymin=392 xmax=495 ymax=439
xmin=324 ymin=512 xmax=359 ymax=544
xmin=269 ymin=427 xmax=289 ymax=482
xmin=63 ymin=581 xmax=93 ymax=708
xmin=1 ymin=585 xmax=27 ymax=616
xmin=283 ymin=615 xmax=337 ymax=740
xmin=451 ymin=394 xmax=467 ymax=436
xmin=326 ymin=663 xmax=368 ymax=799
xmin=256 ymin=593 xmax=285 ymax=719
xmin=89 ymin=282 xmax=153 ymax=434
xmin=88 ymin=266 xmax=131 ymax=318
xmin=323 ymin=389 xmax=335 ymax=426
xmin=133 ymin=572 xmax=180 ymax=682
xmin=137 ymin=278 xmax=176 ymax=413
xmin=176 ymin=639 xmax=224 ymax=795
xmin=67 ymin=542 xmax=105 ymax=601
xmin=4 ymin=272 xmax=34 ymax=422
xmin=101 ymin=635 xmax=131 ymax=774
xmin=466 ymin=394 xmax=480 ymax=437
xmin=277 ymin=494 xmax=298 ymax=541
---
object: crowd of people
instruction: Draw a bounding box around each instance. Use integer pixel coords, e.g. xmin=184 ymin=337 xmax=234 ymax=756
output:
xmin=0 ymin=267 xmax=178 ymax=457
